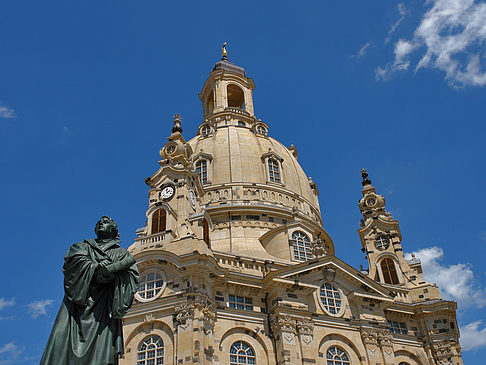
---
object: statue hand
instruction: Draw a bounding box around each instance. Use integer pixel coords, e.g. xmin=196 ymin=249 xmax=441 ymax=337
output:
xmin=96 ymin=260 xmax=111 ymax=276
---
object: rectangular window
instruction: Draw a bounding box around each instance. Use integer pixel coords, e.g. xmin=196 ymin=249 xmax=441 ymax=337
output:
xmin=268 ymin=159 xmax=281 ymax=183
xmin=228 ymin=295 xmax=253 ymax=311
xmin=196 ymin=160 xmax=208 ymax=184
xmin=387 ymin=320 xmax=407 ymax=334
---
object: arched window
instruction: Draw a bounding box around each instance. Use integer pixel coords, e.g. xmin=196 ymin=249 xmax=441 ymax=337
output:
xmin=138 ymin=335 xmax=164 ymax=365
xmin=381 ymin=258 xmax=399 ymax=285
xmin=227 ymin=84 xmax=245 ymax=109
xmin=326 ymin=346 xmax=350 ymax=365
xmin=230 ymin=341 xmax=255 ymax=365
xmin=201 ymin=124 xmax=211 ymax=137
xmin=203 ymin=218 xmax=210 ymax=247
xmin=256 ymin=125 xmax=267 ymax=135
xmin=268 ymin=158 xmax=280 ymax=183
xmin=151 ymin=209 xmax=166 ymax=234
xmin=290 ymin=231 xmax=312 ymax=261
xmin=196 ymin=160 xmax=208 ymax=184
xmin=320 ymin=283 xmax=342 ymax=315
xmin=398 ymin=363 xmax=410 ymax=365
xmin=207 ymin=91 xmax=214 ymax=115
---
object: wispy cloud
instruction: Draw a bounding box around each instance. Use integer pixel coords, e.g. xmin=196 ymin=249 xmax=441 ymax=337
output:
xmin=405 ymin=246 xmax=486 ymax=309
xmin=385 ymin=3 xmax=407 ymax=44
xmin=353 ymin=42 xmax=372 ymax=59
xmin=477 ymin=231 xmax=486 ymax=241
xmin=0 ymin=316 xmax=15 ymax=321
xmin=0 ymin=104 xmax=16 ymax=119
xmin=0 ymin=299 xmax=15 ymax=311
xmin=27 ymin=299 xmax=54 ymax=318
xmin=461 ymin=321 xmax=486 ymax=351
xmin=0 ymin=342 xmax=23 ymax=365
xmin=377 ymin=0 xmax=486 ymax=87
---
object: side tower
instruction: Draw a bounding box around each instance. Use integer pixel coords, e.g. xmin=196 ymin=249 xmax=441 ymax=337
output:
xmin=358 ymin=169 xmax=463 ymax=365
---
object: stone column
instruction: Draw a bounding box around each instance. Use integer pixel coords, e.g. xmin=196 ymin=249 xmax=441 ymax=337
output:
xmin=297 ymin=319 xmax=315 ymax=365
xmin=271 ymin=314 xmax=302 ymax=364
xmin=377 ymin=330 xmax=395 ymax=365
xmin=174 ymin=300 xmax=195 ymax=364
xmin=360 ymin=328 xmax=384 ymax=365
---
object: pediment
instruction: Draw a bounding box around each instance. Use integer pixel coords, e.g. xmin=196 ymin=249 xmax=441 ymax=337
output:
xmin=265 ymin=256 xmax=393 ymax=302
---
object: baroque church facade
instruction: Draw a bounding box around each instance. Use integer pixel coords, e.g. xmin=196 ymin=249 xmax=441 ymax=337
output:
xmin=120 ymin=50 xmax=463 ymax=365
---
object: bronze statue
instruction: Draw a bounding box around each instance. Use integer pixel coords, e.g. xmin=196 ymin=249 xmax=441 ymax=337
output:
xmin=41 ymin=216 xmax=139 ymax=365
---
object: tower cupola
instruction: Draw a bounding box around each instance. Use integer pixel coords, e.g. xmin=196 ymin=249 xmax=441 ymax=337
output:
xmin=199 ymin=43 xmax=256 ymax=119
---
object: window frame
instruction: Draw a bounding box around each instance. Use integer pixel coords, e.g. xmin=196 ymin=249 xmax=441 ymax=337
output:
xmin=267 ymin=158 xmax=281 ymax=183
xmin=375 ymin=235 xmax=390 ymax=250
xmin=229 ymin=341 xmax=256 ymax=365
xmin=151 ymin=208 xmax=167 ymax=235
xmin=137 ymin=335 xmax=164 ymax=365
xmin=289 ymin=230 xmax=313 ymax=262
xmin=135 ymin=269 xmax=167 ymax=303
xmin=380 ymin=257 xmax=400 ymax=285
xmin=326 ymin=346 xmax=350 ymax=365
xmin=318 ymin=282 xmax=346 ymax=317
xmin=256 ymin=124 xmax=267 ymax=136
xmin=196 ymin=159 xmax=209 ymax=184
xmin=228 ymin=295 xmax=253 ymax=311
xmin=200 ymin=123 xmax=212 ymax=137
xmin=388 ymin=320 xmax=408 ymax=335
xmin=261 ymin=152 xmax=284 ymax=186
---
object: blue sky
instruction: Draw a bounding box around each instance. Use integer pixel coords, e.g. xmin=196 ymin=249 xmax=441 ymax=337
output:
xmin=1 ymin=0 xmax=485 ymax=363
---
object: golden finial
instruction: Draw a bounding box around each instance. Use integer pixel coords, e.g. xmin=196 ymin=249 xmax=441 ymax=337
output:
xmin=222 ymin=42 xmax=228 ymax=60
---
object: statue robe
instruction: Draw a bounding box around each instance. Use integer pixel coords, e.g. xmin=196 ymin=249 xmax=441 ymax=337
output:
xmin=41 ymin=239 xmax=139 ymax=365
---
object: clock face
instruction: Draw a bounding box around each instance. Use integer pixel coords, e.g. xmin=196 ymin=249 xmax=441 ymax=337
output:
xmin=189 ymin=189 xmax=197 ymax=208
xmin=161 ymin=185 xmax=175 ymax=201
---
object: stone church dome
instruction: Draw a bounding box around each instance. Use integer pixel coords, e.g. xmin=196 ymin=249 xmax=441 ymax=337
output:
xmin=184 ymin=53 xmax=333 ymax=260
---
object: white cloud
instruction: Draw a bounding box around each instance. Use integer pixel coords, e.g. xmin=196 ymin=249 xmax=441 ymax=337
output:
xmin=354 ymin=42 xmax=372 ymax=59
xmin=460 ymin=320 xmax=486 ymax=350
xmin=0 ymin=299 xmax=15 ymax=311
xmin=0 ymin=104 xmax=16 ymax=119
xmin=378 ymin=0 xmax=486 ymax=86
xmin=27 ymin=299 xmax=54 ymax=318
xmin=0 ymin=342 xmax=23 ymax=365
xmin=405 ymin=246 xmax=486 ymax=309
xmin=385 ymin=3 xmax=407 ymax=44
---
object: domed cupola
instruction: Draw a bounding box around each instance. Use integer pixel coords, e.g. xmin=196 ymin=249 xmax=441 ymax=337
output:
xmin=199 ymin=42 xmax=256 ymax=120
xmin=187 ymin=45 xmax=335 ymax=261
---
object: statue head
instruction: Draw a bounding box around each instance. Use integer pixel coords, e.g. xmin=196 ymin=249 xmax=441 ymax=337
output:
xmin=95 ymin=216 xmax=119 ymax=239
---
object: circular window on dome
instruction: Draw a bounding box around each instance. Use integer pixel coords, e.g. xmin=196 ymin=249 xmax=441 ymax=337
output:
xmin=375 ymin=236 xmax=390 ymax=250
xmin=256 ymin=125 xmax=267 ymax=135
xmin=319 ymin=283 xmax=345 ymax=316
xmin=200 ymin=124 xmax=211 ymax=137
xmin=135 ymin=269 xmax=167 ymax=302
xmin=165 ymin=144 xmax=176 ymax=155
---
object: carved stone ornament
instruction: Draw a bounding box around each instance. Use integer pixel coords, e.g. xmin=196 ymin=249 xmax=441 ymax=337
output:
xmin=297 ymin=320 xmax=314 ymax=345
xmin=310 ymin=238 xmax=328 ymax=257
xmin=360 ymin=329 xmax=378 ymax=353
xmin=431 ymin=338 xmax=458 ymax=364
xmin=272 ymin=315 xmax=297 ymax=344
xmin=174 ymin=301 xmax=195 ymax=329
xmin=200 ymin=302 xmax=217 ymax=335
xmin=377 ymin=329 xmax=393 ymax=354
